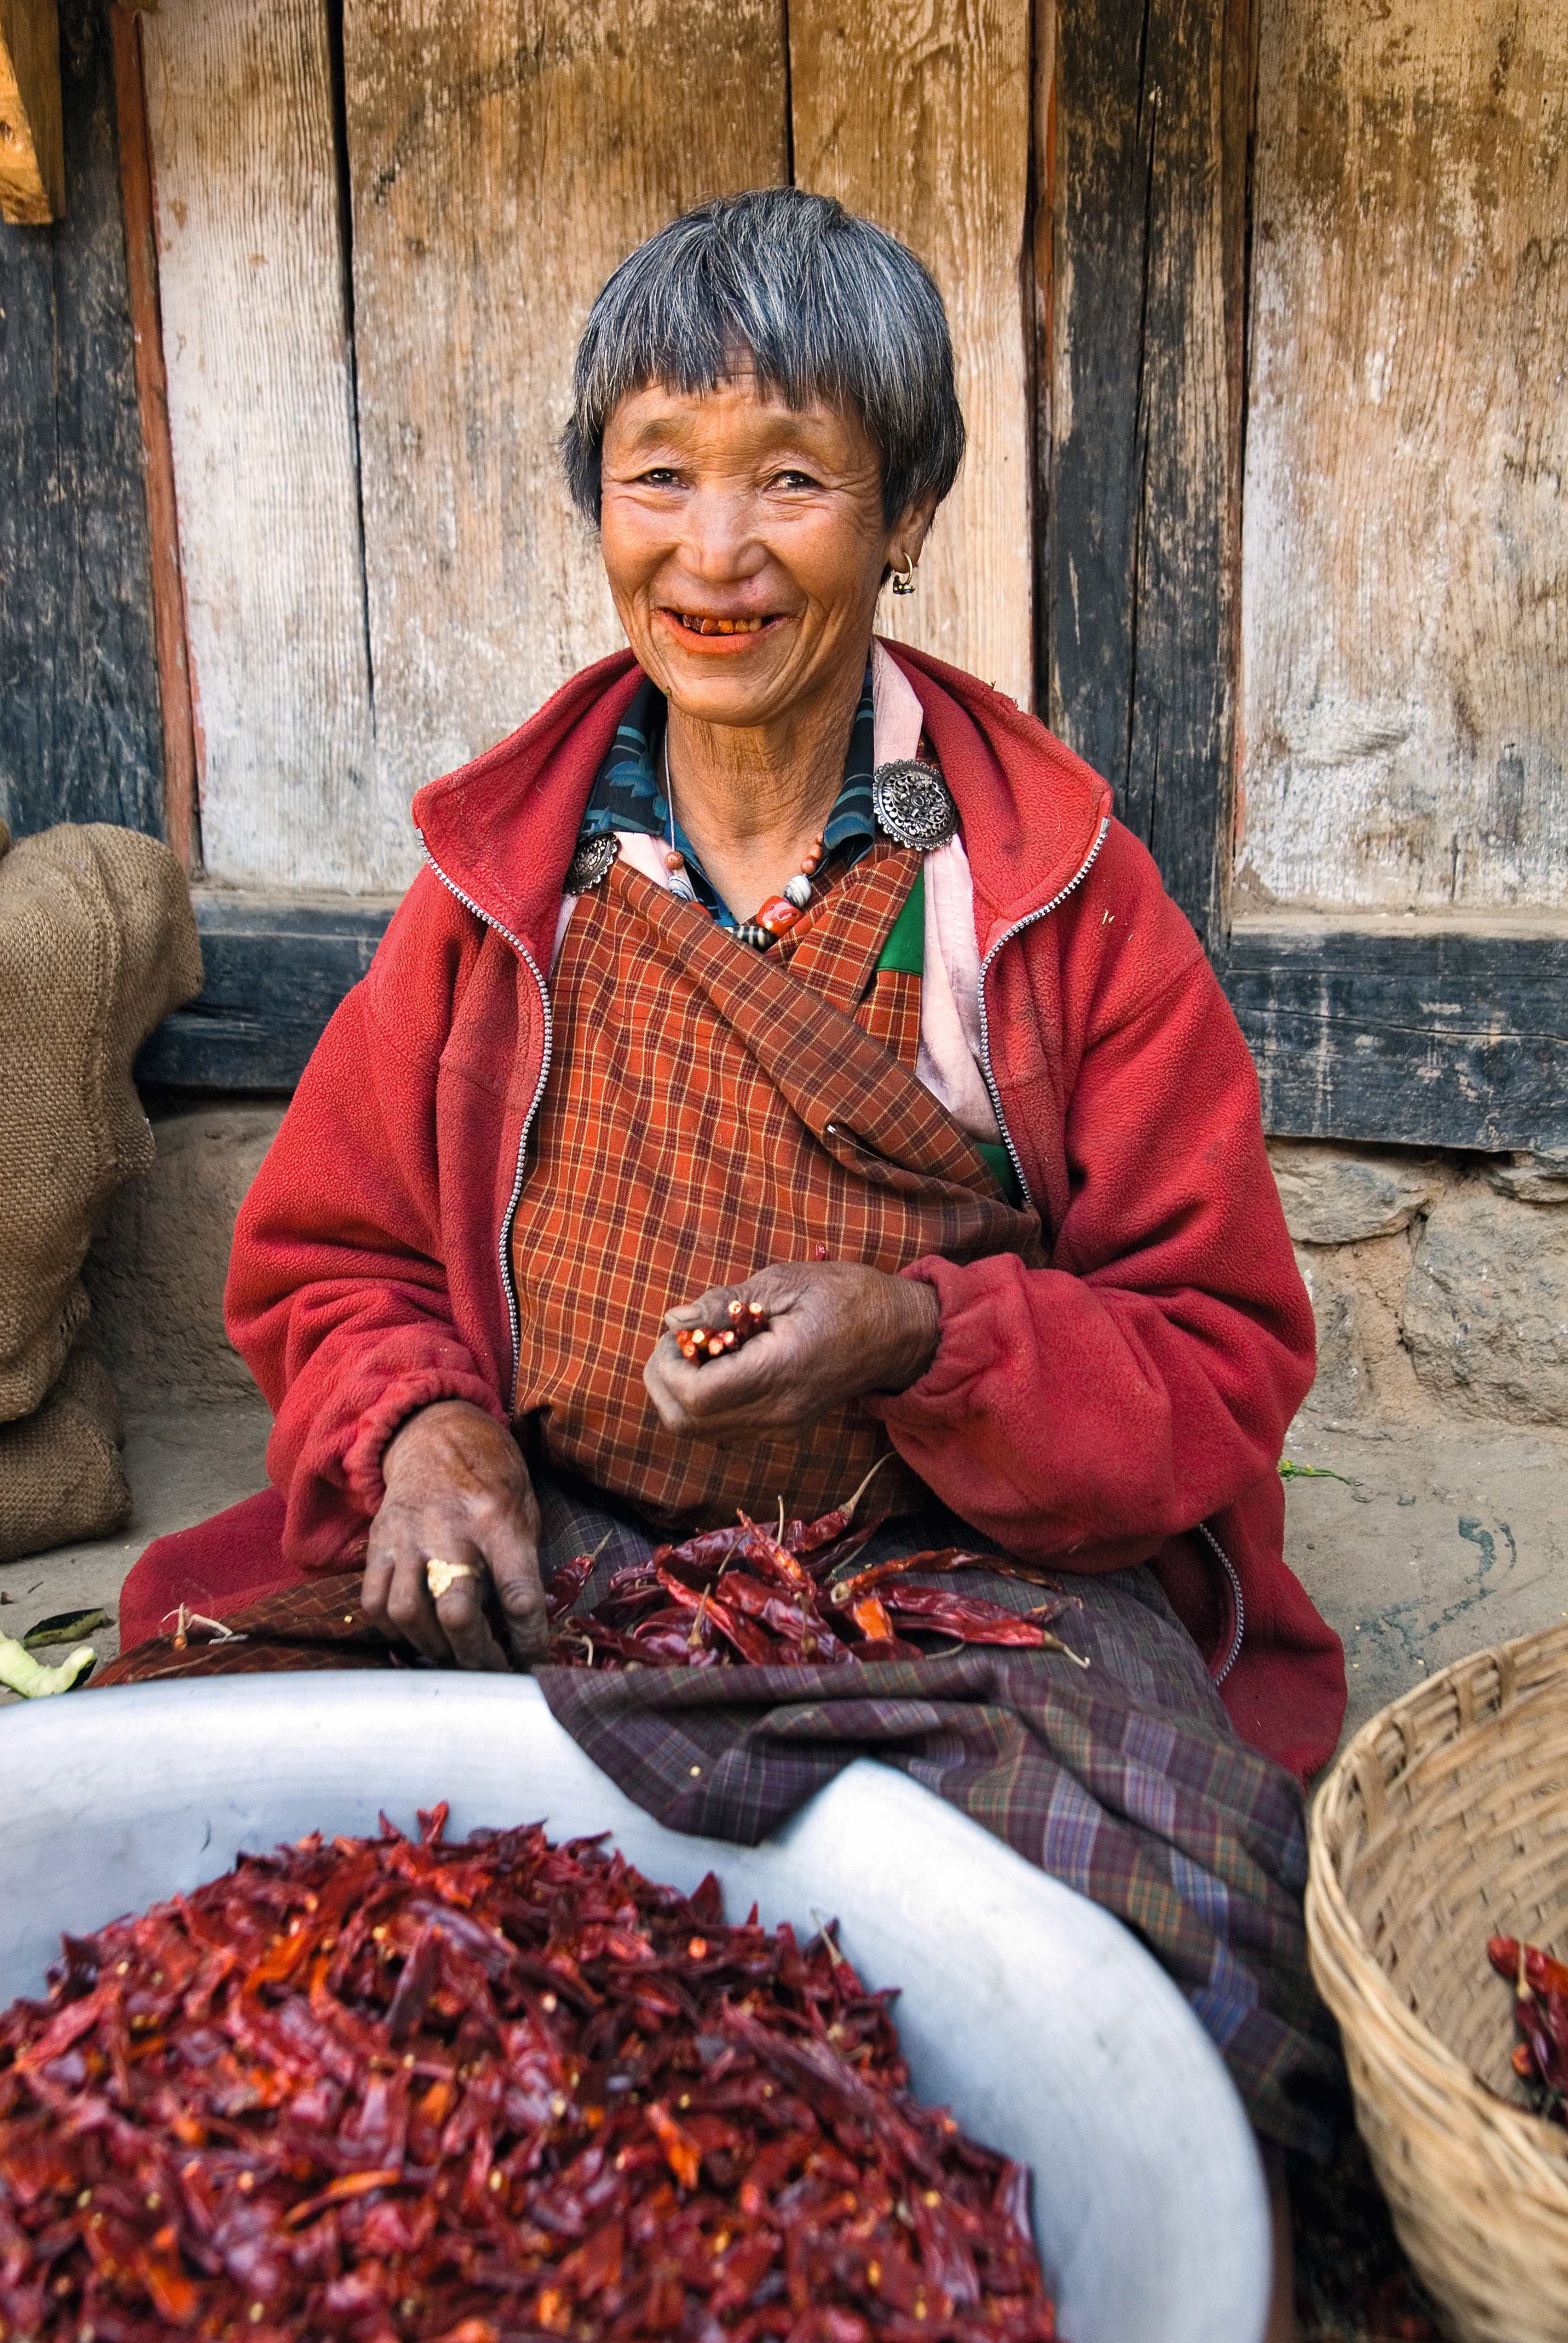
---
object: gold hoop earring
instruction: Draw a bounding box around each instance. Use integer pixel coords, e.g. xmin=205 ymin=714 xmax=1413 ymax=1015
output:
xmin=890 ymin=557 xmax=916 ymax=597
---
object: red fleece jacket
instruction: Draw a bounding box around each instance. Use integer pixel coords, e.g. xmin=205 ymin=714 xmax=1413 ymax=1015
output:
xmin=226 ymin=644 xmax=1346 ymax=1779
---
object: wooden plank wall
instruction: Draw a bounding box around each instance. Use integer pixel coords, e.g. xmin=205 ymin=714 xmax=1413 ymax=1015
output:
xmin=342 ymin=0 xmax=789 ymax=821
xmin=790 ymin=0 xmax=1035 ymax=711
xmin=1044 ymin=0 xmax=1245 ymax=951
xmin=1239 ymin=0 xmax=1568 ymax=914
xmin=139 ymin=0 xmax=383 ymax=890
xmin=130 ymin=0 xmax=1039 ymax=865
xmin=0 ymin=0 xmax=166 ymax=843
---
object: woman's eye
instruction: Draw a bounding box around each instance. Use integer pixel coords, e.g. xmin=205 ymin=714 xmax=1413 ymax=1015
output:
xmin=771 ymin=469 xmax=820 ymax=491
xmin=637 ymin=467 xmax=681 ymax=487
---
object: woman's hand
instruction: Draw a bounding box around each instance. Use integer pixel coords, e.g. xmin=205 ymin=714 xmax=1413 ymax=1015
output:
xmin=643 ymin=1261 xmax=940 ymax=1445
xmin=361 ymin=1400 xmax=548 ymax=1669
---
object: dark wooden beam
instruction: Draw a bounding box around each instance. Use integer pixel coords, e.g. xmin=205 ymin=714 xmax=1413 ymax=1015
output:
xmin=1219 ymin=919 xmax=1568 ymax=1152
xmin=135 ymin=893 xmax=397 ymax=1091
xmin=0 ymin=0 xmax=165 ymax=842
xmin=1044 ymin=0 xmax=1245 ymax=952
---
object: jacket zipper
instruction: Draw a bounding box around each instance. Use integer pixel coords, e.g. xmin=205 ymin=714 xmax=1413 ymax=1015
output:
xmin=418 ymin=837 xmax=554 ymax=1391
xmin=1195 ymin=1521 xmax=1246 ymax=1684
xmin=974 ymin=816 xmax=1110 ymax=1208
xmin=970 ymin=815 xmax=1245 ymax=1684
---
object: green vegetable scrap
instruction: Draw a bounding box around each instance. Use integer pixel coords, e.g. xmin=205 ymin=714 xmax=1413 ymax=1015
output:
xmin=1279 ymin=1458 xmax=1352 ymax=1486
xmin=0 ymin=1632 xmax=96 ymax=1698
xmin=22 ymin=1606 xmax=109 ymax=1651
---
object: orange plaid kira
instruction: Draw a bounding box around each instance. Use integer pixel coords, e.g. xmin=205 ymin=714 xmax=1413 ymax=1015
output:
xmin=509 ymin=843 xmax=1045 ymax=1532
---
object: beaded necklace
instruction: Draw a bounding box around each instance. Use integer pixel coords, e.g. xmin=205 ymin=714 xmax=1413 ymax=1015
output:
xmin=661 ymin=729 xmax=825 ymax=950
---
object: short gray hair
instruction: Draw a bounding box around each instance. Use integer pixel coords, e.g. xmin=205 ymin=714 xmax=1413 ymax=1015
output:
xmin=562 ymin=188 xmax=965 ymax=528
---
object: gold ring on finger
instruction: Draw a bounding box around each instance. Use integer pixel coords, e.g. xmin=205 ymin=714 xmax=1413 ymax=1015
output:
xmin=426 ymin=1556 xmax=480 ymax=1602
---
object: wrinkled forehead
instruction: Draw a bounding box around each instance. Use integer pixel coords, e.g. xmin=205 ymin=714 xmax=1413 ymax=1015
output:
xmin=602 ymin=364 xmax=877 ymax=464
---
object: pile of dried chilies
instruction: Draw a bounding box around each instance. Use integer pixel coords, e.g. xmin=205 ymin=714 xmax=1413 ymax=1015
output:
xmin=544 ymin=1474 xmax=1082 ymax=1675
xmin=0 ymin=1810 xmax=1057 ymax=2343
xmin=1489 ymin=1935 xmax=1568 ymax=2123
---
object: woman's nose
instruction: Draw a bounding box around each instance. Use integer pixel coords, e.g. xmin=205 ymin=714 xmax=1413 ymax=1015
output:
xmin=678 ymin=485 xmax=766 ymax=581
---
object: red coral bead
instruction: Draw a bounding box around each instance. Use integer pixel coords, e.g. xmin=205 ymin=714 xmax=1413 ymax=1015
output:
xmin=755 ymin=894 xmax=801 ymax=936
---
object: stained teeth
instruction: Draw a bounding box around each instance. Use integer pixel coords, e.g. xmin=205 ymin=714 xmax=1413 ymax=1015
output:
xmin=680 ymin=615 xmax=764 ymax=634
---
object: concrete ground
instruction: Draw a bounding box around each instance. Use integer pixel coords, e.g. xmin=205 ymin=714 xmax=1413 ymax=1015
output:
xmin=1281 ymin=1414 xmax=1568 ymax=1745
xmin=0 ymin=1402 xmax=271 ymax=1700
xmin=4 ymin=1396 xmax=1565 ymax=1755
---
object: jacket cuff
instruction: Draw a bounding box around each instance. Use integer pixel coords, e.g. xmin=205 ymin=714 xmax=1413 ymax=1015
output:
xmin=342 ymin=1370 xmax=510 ymax=1513
xmin=866 ymin=1255 xmax=999 ymax=1425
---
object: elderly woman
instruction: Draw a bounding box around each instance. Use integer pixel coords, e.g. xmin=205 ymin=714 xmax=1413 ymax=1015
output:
xmin=117 ymin=190 xmax=1343 ymax=2268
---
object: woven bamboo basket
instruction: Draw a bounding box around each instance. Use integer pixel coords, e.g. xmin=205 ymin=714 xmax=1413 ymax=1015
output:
xmin=1307 ymin=1621 xmax=1568 ymax=2342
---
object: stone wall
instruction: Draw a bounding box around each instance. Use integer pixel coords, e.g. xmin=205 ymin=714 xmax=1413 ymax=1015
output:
xmin=1272 ymin=1140 xmax=1568 ymax=1433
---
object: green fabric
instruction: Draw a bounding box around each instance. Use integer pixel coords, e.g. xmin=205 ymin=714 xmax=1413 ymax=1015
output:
xmin=974 ymin=1138 xmax=1024 ymax=1207
xmin=874 ymin=871 xmax=1022 ymax=1207
xmin=875 ymin=867 xmax=926 ymax=975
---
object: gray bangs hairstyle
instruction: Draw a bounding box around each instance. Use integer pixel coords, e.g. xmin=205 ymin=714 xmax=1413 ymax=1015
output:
xmin=562 ymin=187 xmax=965 ymax=529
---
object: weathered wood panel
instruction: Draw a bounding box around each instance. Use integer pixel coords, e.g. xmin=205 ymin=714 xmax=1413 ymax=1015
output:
xmin=1220 ymin=917 xmax=1568 ymax=1151
xmin=343 ymin=0 xmax=787 ymax=815
xmin=789 ymin=0 xmax=1034 ymax=711
xmin=1239 ymin=0 xmax=1568 ymax=913
xmin=110 ymin=4 xmax=199 ymax=871
xmin=1045 ymin=0 xmax=1243 ymax=949
xmin=0 ymin=0 xmax=165 ymax=841
xmin=0 ymin=0 xmax=65 ymax=221
xmin=140 ymin=0 xmax=383 ymax=889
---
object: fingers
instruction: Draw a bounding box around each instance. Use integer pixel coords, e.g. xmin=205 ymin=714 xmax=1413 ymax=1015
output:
xmin=366 ymin=1415 xmax=544 ymax=1672
xmin=484 ymin=1496 xmax=550 ymax=1666
xmin=661 ymin=1261 xmax=804 ymax=1334
xmin=430 ymin=1561 xmax=512 ymax=1673
xmin=363 ymin=1538 xmax=512 ymax=1670
xmin=362 ymin=1533 xmax=453 ymax=1665
xmin=643 ymin=1325 xmax=797 ymax=1440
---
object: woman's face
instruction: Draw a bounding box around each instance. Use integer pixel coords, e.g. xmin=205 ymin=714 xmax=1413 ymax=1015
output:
xmin=598 ymin=368 xmax=930 ymax=732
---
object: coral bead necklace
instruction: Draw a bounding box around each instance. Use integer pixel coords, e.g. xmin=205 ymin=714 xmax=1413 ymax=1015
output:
xmin=661 ymin=729 xmax=824 ymax=949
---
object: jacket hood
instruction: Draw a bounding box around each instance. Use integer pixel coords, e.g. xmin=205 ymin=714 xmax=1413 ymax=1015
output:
xmin=412 ymin=642 xmax=1113 ymax=972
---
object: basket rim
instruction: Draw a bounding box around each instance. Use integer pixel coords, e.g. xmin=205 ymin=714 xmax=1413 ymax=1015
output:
xmin=1306 ymin=1620 xmax=1568 ymax=2201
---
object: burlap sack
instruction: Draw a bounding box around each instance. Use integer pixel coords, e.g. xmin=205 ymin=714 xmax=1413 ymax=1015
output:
xmin=0 ymin=820 xmax=201 ymax=1422
xmin=0 ymin=1337 xmax=130 ymax=1563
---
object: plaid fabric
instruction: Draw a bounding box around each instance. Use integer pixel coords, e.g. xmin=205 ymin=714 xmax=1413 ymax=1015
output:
xmin=94 ymin=1475 xmax=1342 ymax=2157
xmin=510 ymin=848 xmax=1041 ymax=1531
xmin=775 ymin=837 xmax=924 ymax=1069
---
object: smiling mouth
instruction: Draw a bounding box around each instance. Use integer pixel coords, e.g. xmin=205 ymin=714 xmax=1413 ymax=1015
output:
xmin=666 ymin=611 xmax=778 ymax=637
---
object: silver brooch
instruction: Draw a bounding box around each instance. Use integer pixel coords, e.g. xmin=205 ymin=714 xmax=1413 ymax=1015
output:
xmin=566 ymin=832 xmax=620 ymax=892
xmin=872 ymin=761 xmax=959 ymax=851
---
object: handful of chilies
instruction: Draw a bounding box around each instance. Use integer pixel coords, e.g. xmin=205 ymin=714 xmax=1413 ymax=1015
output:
xmin=1489 ymin=1935 xmax=1568 ymax=2122
xmin=544 ymin=1465 xmax=1087 ymax=1674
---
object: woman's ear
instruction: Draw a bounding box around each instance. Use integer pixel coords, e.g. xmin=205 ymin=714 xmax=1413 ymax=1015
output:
xmin=887 ymin=492 xmax=941 ymax=579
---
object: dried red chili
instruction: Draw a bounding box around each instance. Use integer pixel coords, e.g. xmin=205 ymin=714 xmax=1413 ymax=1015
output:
xmin=675 ymin=1300 xmax=771 ymax=1365
xmin=545 ymin=1499 xmax=1085 ymax=1676
xmin=1489 ymin=1935 xmax=1568 ymax=2121
xmin=0 ymin=1810 xmax=1056 ymax=2343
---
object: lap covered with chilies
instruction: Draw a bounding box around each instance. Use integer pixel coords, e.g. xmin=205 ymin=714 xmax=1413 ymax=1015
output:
xmin=97 ymin=1477 xmax=1342 ymax=2158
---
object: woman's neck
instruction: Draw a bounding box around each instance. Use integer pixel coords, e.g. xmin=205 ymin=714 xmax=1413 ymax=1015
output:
xmin=663 ymin=659 xmax=864 ymax=922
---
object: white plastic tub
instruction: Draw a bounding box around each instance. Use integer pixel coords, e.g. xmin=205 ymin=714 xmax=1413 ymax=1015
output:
xmin=0 ymin=1674 xmax=1269 ymax=2341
